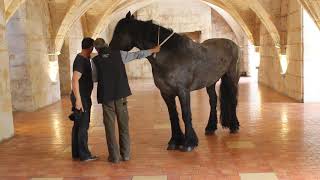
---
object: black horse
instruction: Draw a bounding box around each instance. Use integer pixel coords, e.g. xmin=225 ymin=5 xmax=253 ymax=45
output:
xmin=110 ymin=12 xmax=241 ymax=152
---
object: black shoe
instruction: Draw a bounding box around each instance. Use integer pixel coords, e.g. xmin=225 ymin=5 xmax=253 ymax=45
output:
xmin=72 ymin=157 xmax=80 ymax=161
xmin=108 ymin=156 xmax=120 ymax=163
xmin=81 ymin=155 xmax=98 ymax=162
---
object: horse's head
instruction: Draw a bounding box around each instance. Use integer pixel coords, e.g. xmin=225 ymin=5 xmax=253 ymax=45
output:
xmin=109 ymin=12 xmax=138 ymax=51
xmin=111 ymin=12 xmax=166 ymax=51
xmin=110 ymin=11 xmax=177 ymax=51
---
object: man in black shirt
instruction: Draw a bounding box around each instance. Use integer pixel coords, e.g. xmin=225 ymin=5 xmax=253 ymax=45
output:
xmin=70 ymin=37 xmax=97 ymax=162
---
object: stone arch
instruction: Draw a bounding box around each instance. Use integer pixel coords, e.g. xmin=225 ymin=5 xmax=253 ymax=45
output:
xmin=4 ymin=0 xmax=26 ymax=23
xmin=54 ymin=0 xmax=100 ymax=53
xmin=244 ymin=0 xmax=280 ymax=47
xmin=90 ymin=0 xmax=280 ymax=47
xmin=54 ymin=0 xmax=281 ymax=51
xmin=54 ymin=0 xmax=130 ymax=53
xmin=298 ymin=0 xmax=320 ymax=29
xmin=91 ymin=0 xmax=154 ymax=39
xmin=91 ymin=0 xmax=255 ymax=44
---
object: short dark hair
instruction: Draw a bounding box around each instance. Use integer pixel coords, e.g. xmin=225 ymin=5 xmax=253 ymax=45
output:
xmin=82 ymin=37 xmax=94 ymax=49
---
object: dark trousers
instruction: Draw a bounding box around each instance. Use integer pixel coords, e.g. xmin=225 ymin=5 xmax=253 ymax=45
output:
xmin=102 ymin=98 xmax=130 ymax=160
xmin=71 ymin=95 xmax=92 ymax=160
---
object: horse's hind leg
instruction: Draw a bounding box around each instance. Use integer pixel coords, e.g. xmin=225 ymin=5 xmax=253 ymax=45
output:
xmin=205 ymin=82 xmax=218 ymax=135
xmin=220 ymin=62 xmax=240 ymax=134
xmin=178 ymin=90 xmax=198 ymax=152
xmin=161 ymin=93 xmax=185 ymax=150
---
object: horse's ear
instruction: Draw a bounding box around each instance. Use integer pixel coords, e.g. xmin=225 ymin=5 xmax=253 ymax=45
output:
xmin=131 ymin=14 xmax=135 ymax=19
xmin=126 ymin=11 xmax=131 ymax=19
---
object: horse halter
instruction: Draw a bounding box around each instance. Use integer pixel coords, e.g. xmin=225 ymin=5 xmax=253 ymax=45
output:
xmin=153 ymin=24 xmax=175 ymax=58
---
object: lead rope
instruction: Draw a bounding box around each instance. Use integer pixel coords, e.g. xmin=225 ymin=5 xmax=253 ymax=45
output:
xmin=153 ymin=25 xmax=160 ymax=58
xmin=153 ymin=25 xmax=175 ymax=59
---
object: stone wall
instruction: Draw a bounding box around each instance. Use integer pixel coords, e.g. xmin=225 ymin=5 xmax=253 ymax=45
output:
xmin=27 ymin=0 xmax=60 ymax=110
xmin=0 ymin=0 xmax=14 ymax=142
xmin=5 ymin=5 xmax=32 ymax=110
xmin=211 ymin=10 xmax=237 ymax=43
xmin=137 ymin=0 xmax=212 ymax=42
xmin=5 ymin=0 xmax=60 ymax=111
xmin=258 ymin=0 xmax=303 ymax=101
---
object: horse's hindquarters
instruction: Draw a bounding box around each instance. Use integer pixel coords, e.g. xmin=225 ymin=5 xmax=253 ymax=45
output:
xmin=188 ymin=39 xmax=239 ymax=90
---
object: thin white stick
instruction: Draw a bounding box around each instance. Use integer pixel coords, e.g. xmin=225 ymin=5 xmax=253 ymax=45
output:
xmin=159 ymin=32 xmax=175 ymax=47
xmin=157 ymin=25 xmax=160 ymax=45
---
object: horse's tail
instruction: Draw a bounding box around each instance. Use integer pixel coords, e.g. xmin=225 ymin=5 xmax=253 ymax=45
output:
xmin=219 ymin=45 xmax=240 ymax=133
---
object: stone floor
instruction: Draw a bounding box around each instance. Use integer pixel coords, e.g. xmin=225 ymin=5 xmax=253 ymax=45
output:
xmin=1 ymin=78 xmax=320 ymax=180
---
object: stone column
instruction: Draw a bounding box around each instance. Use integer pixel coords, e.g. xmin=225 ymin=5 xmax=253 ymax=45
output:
xmin=58 ymin=39 xmax=71 ymax=96
xmin=0 ymin=0 xmax=14 ymax=142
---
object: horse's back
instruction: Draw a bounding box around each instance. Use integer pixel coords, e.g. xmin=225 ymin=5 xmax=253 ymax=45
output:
xmin=187 ymin=38 xmax=239 ymax=90
xmin=152 ymin=38 xmax=239 ymax=93
xmin=202 ymin=38 xmax=239 ymax=58
xmin=200 ymin=38 xmax=240 ymax=74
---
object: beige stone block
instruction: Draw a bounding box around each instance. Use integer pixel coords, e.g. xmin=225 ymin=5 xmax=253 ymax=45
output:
xmin=132 ymin=176 xmax=167 ymax=180
xmin=0 ymin=19 xmax=14 ymax=139
xmin=240 ymin=173 xmax=278 ymax=180
xmin=294 ymin=76 xmax=303 ymax=93
xmin=12 ymin=96 xmax=34 ymax=111
xmin=288 ymin=0 xmax=302 ymax=14
xmin=0 ymin=112 xmax=14 ymax=142
xmin=287 ymin=31 xmax=302 ymax=44
xmin=287 ymin=44 xmax=302 ymax=61
xmin=288 ymin=12 xmax=302 ymax=30
xmin=9 ymin=53 xmax=27 ymax=66
xmin=9 ymin=66 xmax=28 ymax=80
xmin=284 ymin=76 xmax=292 ymax=92
xmin=286 ymin=60 xmax=302 ymax=77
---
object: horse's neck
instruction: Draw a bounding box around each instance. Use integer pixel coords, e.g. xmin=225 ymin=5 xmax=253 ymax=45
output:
xmin=142 ymin=25 xmax=205 ymax=66
xmin=148 ymin=39 xmax=203 ymax=68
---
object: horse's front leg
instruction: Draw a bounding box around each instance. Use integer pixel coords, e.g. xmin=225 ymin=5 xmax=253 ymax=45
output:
xmin=161 ymin=93 xmax=185 ymax=150
xmin=178 ymin=90 xmax=198 ymax=152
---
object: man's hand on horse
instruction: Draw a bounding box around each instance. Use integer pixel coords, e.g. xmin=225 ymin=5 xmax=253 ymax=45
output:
xmin=150 ymin=45 xmax=161 ymax=53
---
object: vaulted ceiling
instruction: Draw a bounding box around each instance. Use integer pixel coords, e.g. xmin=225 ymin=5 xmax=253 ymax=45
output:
xmin=4 ymin=0 xmax=320 ymax=52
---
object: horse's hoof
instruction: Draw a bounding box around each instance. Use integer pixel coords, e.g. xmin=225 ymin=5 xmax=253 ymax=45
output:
xmin=230 ymin=129 xmax=239 ymax=134
xmin=205 ymin=130 xmax=215 ymax=136
xmin=180 ymin=145 xmax=196 ymax=152
xmin=167 ymin=144 xmax=180 ymax=150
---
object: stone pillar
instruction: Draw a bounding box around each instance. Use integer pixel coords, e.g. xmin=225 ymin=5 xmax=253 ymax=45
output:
xmin=58 ymin=39 xmax=71 ymax=96
xmin=0 ymin=0 xmax=14 ymax=142
xmin=6 ymin=5 xmax=33 ymax=111
xmin=25 ymin=0 xmax=61 ymax=110
xmin=258 ymin=0 xmax=303 ymax=101
xmin=5 ymin=1 xmax=61 ymax=111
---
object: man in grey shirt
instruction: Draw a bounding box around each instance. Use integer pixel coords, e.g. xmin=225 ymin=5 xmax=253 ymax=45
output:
xmin=92 ymin=38 xmax=160 ymax=163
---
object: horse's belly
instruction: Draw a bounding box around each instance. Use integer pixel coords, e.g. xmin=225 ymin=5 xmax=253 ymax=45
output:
xmin=153 ymin=75 xmax=175 ymax=94
xmin=189 ymin=62 xmax=229 ymax=91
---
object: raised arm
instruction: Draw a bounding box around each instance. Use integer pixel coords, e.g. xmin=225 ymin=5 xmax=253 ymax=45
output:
xmin=120 ymin=46 xmax=161 ymax=64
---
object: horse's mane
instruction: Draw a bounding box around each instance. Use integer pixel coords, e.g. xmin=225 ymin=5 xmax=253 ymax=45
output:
xmin=132 ymin=19 xmax=198 ymax=51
